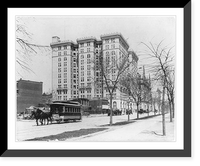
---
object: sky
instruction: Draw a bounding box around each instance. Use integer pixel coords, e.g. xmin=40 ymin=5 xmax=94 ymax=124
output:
xmin=16 ymin=16 xmax=176 ymax=93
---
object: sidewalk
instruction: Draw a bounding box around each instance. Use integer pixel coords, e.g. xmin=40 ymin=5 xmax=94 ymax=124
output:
xmin=66 ymin=113 xmax=175 ymax=142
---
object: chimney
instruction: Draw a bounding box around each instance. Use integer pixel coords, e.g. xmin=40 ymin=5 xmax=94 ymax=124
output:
xmin=52 ymin=36 xmax=60 ymax=43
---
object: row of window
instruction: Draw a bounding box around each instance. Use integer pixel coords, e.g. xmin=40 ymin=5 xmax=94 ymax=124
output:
xmin=80 ymin=59 xmax=91 ymax=65
xmin=106 ymin=93 xmax=117 ymax=99
xmin=58 ymin=73 xmax=69 ymax=78
xmin=80 ymin=48 xmax=93 ymax=53
xmin=80 ymin=54 xmax=91 ymax=59
xmin=57 ymin=90 xmax=67 ymax=94
xmin=105 ymin=51 xmax=116 ymax=55
xmin=58 ymin=51 xmax=69 ymax=56
xmin=58 ymin=45 xmax=71 ymax=50
xmin=80 ymin=65 xmax=91 ymax=71
xmin=61 ymin=78 xmax=67 ymax=83
xmin=58 ymin=57 xmax=67 ymax=61
xmin=80 ymin=42 xmax=91 ymax=47
xmin=56 ymin=43 xmax=112 ymax=52
xmin=58 ymin=68 xmax=68 ymax=72
xmin=58 ymin=77 xmax=68 ymax=83
xmin=105 ymin=38 xmax=116 ymax=43
xmin=58 ymin=62 xmax=68 ymax=67
xmin=80 ymin=89 xmax=91 ymax=93
xmin=80 ymin=83 xmax=91 ymax=87
xmin=58 ymin=81 xmax=68 ymax=87
xmin=80 ymin=77 xmax=91 ymax=82
xmin=105 ymin=44 xmax=116 ymax=50
xmin=64 ymin=107 xmax=80 ymax=113
xmin=80 ymin=94 xmax=90 ymax=98
xmin=57 ymin=51 xmax=123 ymax=62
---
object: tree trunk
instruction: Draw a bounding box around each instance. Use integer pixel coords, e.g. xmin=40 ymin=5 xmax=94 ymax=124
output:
xmin=172 ymin=99 xmax=174 ymax=118
xmin=109 ymin=95 xmax=113 ymax=125
xmin=158 ymin=102 xmax=161 ymax=115
xmin=167 ymin=92 xmax=173 ymax=122
xmin=153 ymin=101 xmax=156 ymax=115
xmin=169 ymin=100 xmax=173 ymax=122
xmin=128 ymin=99 xmax=130 ymax=121
xmin=162 ymin=85 xmax=166 ymax=136
xmin=128 ymin=112 xmax=130 ymax=121
xmin=137 ymin=103 xmax=139 ymax=119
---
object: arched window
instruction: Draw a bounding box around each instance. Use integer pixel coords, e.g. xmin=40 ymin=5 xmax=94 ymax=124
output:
xmin=113 ymin=101 xmax=117 ymax=109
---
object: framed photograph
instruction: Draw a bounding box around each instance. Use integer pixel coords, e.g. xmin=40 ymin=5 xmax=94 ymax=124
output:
xmin=3 ymin=1 xmax=191 ymax=157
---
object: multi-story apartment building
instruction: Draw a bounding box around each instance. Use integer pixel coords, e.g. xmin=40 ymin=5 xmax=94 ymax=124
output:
xmin=50 ymin=33 xmax=138 ymax=113
xmin=51 ymin=36 xmax=79 ymax=101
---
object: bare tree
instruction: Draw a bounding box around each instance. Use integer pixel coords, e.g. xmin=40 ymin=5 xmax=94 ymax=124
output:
xmin=119 ymin=73 xmax=144 ymax=119
xmin=16 ymin=17 xmax=50 ymax=76
xmin=166 ymin=67 xmax=175 ymax=119
xmin=141 ymin=40 xmax=175 ymax=136
xmin=156 ymin=88 xmax=162 ymax=114
xmin=98 ymin=52 xmax=134 ymax=125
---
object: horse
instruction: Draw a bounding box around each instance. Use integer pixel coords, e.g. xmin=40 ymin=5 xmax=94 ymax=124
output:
xmin=30 ymin=109 xmax=43 ymax=126
xmin=40 ymin=109 xmax=53 ymax=125
xmin=31 ymin=108 xmax=52 ymax=126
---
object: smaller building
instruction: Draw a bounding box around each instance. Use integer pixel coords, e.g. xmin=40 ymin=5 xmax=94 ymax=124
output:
xmin=17 ymin=79 xmax=43 ymax=113
xmin=70 ymin=98 xmax=92 ymax=113
xmin=41 ymin=93 xmax=52 ymax=106
xmin=89 ymin=98 xmax=109 ymax=113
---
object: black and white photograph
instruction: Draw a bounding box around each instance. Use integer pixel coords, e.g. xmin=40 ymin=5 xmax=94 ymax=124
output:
xmin=15 ymin=15 xmax=176 ymax=142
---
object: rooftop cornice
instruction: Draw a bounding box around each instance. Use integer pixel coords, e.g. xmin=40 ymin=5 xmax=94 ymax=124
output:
xmin=76 ymin=36 xmax=97 ymax=43
xmin=100 ymin=32 xmax=129 ymax=49
xmin=50 ymin=40 xmax=76 ymax=47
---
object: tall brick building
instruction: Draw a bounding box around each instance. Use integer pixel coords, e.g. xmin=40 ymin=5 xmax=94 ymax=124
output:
xmin=17 ymin=79 xmax=43 ymax=113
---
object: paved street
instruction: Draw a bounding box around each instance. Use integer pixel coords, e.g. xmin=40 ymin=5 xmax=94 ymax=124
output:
xmin=16 ymin=112 xmax=174 ymax=141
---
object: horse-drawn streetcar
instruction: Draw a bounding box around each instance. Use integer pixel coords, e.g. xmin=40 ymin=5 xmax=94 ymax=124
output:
xmin=50 ymin=101 xmax=82 ymax=123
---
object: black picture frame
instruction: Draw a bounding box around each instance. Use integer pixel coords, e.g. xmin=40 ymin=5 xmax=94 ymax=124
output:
xmin=2 ymin=1 xmax=191 ymax=157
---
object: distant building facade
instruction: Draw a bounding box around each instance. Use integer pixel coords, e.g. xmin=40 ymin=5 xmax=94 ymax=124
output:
xmin=138 ymin=66 xmax=152 ymax=111
xmin=17 ymin=79 xmax=43 ymax=113
xmin=50 ymin=33 xmax=138 ymax=113
xmin=41 ymin=93 xmax=52 ymax=106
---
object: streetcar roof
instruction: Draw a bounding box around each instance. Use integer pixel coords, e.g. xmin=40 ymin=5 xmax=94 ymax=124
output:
xmin=52 ymin=100 xmax=80 ymax=104
xmin=50 ymin=103 xmax=81 ymax=107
